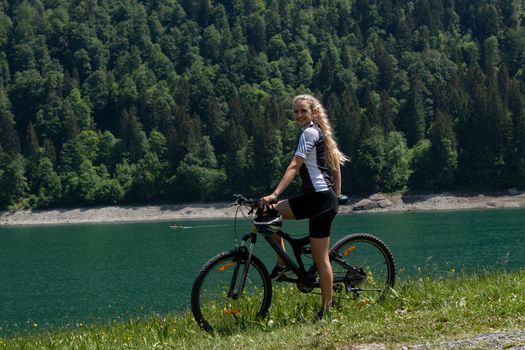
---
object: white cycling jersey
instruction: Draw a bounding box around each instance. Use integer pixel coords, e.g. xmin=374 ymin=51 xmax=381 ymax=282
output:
xmin=294 ymin=122 xmax=332 ymax=193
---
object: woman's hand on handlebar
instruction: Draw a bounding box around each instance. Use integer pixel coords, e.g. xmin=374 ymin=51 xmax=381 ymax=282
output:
xmin=261 ymin=193 xmax=278 ymax=208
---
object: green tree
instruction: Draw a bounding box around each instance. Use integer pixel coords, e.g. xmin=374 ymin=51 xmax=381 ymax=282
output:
xmin=0 ymin=8 xmax=12 ymax=50
xmin=429 ymin=109 xmax=458 ymax=187
xmin=129 ymin=3 xmax=152 ymax=51
xmin=115 ymin=160 xmax=135 ymax=196
xmin=130 ymin=152 xmax=168 ymax=200
xmin=24 ymin=122 xmax=39 ymax=160
xmin=223 ymin=91 xmax=259 ymax=194
xmin=36 ymin=93 xmax=66 ymax=143
xmin=382 ymin=131 xmax=411 ymax=192
xmin=75 ymin=160 xmax=123 ymax=204
xmin=507 ymin=82 xmax=525 ymax=186
xmin=172 ymin=136 xmax=225 ymax=201
xmin=251 ymin=104 xmax=283 ymax=192
xmin=334 ymin=89 xmax=364 ymax=158
xmin=457 ymin=71 xmax=512 ymax=186
xmin=119 ymin=107 xmax=148 ymax=162
xmin=10 ymin=69 xmax=45 ymax=135
xmin=374 ymin=40 xmax=395 ymax=91
xmin=315 ymin=44 xmax=340 ymax=92
xmin=378 ymin=90 xmax=395 ymax=133
xmin=0 ymin=87 xmax=20 ymax=156
xmin=65 ymin=88 xmax=93 ymax=131
xmin=483 ymin=36 xmax=500 ymax=78
xmin=148 ymin=44 xmax=175 ymax=81
xmin=202 ymin=95 xmax=226 ymax=146
xmin=475 ymin=3 xmax=502 ymax=40
xmin=149 ymin=130 xmax=168 ymax=159
xmin=0 ymin=155 xmax=29 ymax=208
xmin=200 ymin=24 xmax=222 ymax=62
xmin=268 ymin=34 xmax=287 ymax=61
xmin=350 ymin=128 xmax=410 ymax=193
xmin=141 ymin=80 xmax=176 ymax=131
xmin=75 ymin=130 xmax=100 ymax=162
xmin=83 ymin=69 xmax=114 ymax=130
xmin=246 ymin=14 xmax=266 ymax=52
xmin=32 ymin=154 xmax=62 ymax=207
xmin=414 ymin=0 xmax=437 ymax=32
xmin=502 ymin=27 xmax=525 ymax=77
xmin=97 ymin=130 xmax=120 ymax=169
xmin=297 ymin=47 xmax=314 ymax=86
xmin=399 ymin=73 xmax=426 ymax=147
xmin=350 ymin=127 xmax=387 ymax=193
xmin=411 ymin=110 xmax=458 ymax=190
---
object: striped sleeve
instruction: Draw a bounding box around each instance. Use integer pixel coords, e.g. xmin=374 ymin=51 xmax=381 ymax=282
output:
xmin=295 ymin=128 xmax=319 ymax=159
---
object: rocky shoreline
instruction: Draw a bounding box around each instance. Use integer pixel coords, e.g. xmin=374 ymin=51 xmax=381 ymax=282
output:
xmin=1 ymin=191 xmax=524 ymax=226
xmin=342 ymin=190 xmax=525 ymax=213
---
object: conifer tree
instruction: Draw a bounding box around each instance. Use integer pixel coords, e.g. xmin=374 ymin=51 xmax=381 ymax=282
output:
xmin=378 ymin=90 xmax=395 ymax=133
xmin=0 ymin=87 xmax=20 ymax=156
xmin=507 ymin=82 xmax=525 ymax=186
xmin=429 ymin=109 xmax=458 ymax=187
xmin=119 ymin=107 xmax=147 ymax=162
xmin=399 ymin=73 xmax=426 ymax=147
xmin=24 ymin=122 xmax=39 ymax=160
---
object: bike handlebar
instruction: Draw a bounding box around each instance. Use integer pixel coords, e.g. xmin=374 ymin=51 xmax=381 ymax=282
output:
xmin=232 ymin=194 xmax=259 ymax=208
xmin=233 ymin=193 xmax=350 ymax=206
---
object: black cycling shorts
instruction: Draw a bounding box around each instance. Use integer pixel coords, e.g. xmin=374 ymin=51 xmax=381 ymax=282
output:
xmin=288 ymin=190 xmax=338 ymax=238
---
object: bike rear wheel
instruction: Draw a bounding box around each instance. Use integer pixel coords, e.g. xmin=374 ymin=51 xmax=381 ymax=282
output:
xmin=191 ymin=250 xmax=272 ymax=332
xmin=330 ymin=233 xmax=395 ymax=302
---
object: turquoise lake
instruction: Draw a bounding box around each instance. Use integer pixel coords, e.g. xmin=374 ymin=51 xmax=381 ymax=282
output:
xmin=1 ymin=208 xmax=524 ymax=335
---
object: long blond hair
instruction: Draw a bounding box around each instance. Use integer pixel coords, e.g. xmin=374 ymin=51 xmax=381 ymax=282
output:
xmin=293 ymin=94 xmax=348 ymax=171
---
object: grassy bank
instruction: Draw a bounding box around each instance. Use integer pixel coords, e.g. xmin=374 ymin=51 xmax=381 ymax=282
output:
xmin=1 ymin=270 xmax=524 ymax=349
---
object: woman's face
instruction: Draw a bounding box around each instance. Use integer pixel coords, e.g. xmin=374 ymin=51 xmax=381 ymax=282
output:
xmin=293 ymin=99 xmax=314 ymax=127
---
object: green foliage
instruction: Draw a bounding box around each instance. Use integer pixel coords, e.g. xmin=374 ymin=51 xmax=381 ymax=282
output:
xmin=410 ymin=109 xmax=459 ymax=190
xmin=97 ymin=130 xmax=120 ymax=168
xmin=0 ymin=87 xmax=19 ymax=155
xmin=383 ymin=131 xmax=412 ymax=192
xmin=31 ymin=154 xmax=62 ymax=207
xmin=172 ymin=137 xmax=226 ymax=201
xmin=65 ymin=88 xmax=93 ymax=132
xmin=350 ymin=128 xmax=411 ymax=193
xmin=1 ymin=0 xmax=525 ymax=209
xmin=0 ymin=154 xmax=29 ymax=208
xmin=130 ymin=152 xmax=168 ymax=200
xmin=410 ymin=139 xmax=433 ymax=190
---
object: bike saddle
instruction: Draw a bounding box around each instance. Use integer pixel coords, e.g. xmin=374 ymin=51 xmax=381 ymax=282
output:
xmin=338 ymin=194 xmax=349 ymax=205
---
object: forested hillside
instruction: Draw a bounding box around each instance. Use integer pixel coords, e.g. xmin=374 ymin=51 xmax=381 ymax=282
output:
xmin=1 ymin=0 xmax=525 ymax=209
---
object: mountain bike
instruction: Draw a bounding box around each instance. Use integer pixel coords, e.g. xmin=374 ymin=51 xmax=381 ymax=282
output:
xmin=190 ymin=194 xmax=395 ymax=332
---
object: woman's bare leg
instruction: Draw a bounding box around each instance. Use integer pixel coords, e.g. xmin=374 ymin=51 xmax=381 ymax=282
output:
xmin=310 ymin=236 xmax=333 ymax=311
xmin=272 ymin=200 xmax=295 ymax=266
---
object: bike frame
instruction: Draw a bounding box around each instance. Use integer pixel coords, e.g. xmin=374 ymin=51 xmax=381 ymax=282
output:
xmin=231 ymin=224 xmax=366 ymax=298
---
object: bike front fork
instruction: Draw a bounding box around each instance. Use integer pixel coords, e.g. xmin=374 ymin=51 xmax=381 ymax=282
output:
xmin=227 ymin=241 xmax=256 ymax=299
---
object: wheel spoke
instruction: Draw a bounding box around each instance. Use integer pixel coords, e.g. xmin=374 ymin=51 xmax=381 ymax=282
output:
xmin=331 ymin=234 xmax=395 ymax=303
xmin=191 ymin=251 xmax=272 ymax=333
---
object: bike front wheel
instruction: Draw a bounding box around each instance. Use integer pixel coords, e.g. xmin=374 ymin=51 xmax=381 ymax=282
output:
xmin=330 ymin=233 xmax=395 ymax=302
xmin=191 ymin=250 xmax=272 ymax=333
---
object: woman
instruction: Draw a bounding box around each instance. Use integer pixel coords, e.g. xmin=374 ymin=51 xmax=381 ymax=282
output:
xmin=261 ymin=94 xmax=347 ymax=319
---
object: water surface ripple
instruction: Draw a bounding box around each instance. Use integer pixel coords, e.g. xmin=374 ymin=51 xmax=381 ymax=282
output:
xmin=1 ymin=208 xmax=524 ymax=335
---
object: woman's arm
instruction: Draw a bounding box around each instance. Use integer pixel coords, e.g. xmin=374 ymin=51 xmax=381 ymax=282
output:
xmin=332 ymin=164 xmax=341 ymax=196
xmin=262 ymin=155 xmax=304 ymax=204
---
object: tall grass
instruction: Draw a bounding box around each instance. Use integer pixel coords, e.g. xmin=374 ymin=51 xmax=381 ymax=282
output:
xmin=1 ymin=270 xmax=524 ymax=349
